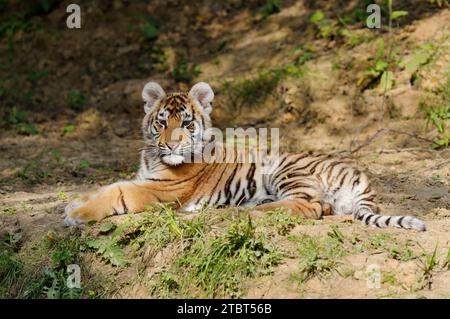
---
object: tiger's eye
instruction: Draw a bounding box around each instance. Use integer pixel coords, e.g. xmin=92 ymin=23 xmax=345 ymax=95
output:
xmin=157 ymin=120 xmax=167 ymax=127
xmin=182 ymin=120 xmax=192 ymax=127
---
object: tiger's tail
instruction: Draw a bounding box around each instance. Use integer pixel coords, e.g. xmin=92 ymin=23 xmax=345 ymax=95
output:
xmin=352 ymin=206 xmax=426 ymax=231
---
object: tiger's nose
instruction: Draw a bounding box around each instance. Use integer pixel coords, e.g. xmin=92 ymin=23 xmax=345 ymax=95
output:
xmin=166 ymin=143 xmax=179 ymax=150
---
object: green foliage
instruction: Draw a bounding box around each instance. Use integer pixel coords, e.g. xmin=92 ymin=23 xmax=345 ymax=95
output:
xmin=139 ymin=16 xmax=159 ymax=41
xmin=400 ymin=43 xmax=436 ymax=81
xmin=154 ymin=217 xmax=282 ymax=298
xmin=85 ymin=237 xmax=126 ymax=267
xmin=57 ymin=191 xmax=68 ymax=201
xmin=6 ymin=106 xmax=27 ymax=125
xmin=67 ymin=90 xmax=86 ymax=111
xmin=421 ymin=68 xmax=450 ymax=149
xmin=1 ymin=232 xmax=83 ymax=299
xmin=292 ymin=230 xmax=347 ymax=283
xmin=390 ymin=10 xmax=408 ymax=21
xmin=427 ymin=0 xmax=449 ymax=6
xmin=27 ymin=69 xmax=49 ymax=82
xmin=309 ymin=10 xmax=336 ymax=39
xmin=0 ymin=232 xmax=23 ymax=297
xmin=78 ymin=159 xmax=90 ymax=170
xmin=17 ymin=161 xmax=50 ymax=184
xmin=15 ymin=149 xmax=66 ymax=185
xmin=419 ymin=245 xmax=438 ymax=290
xmin=5 ymin=107 xmax=38 ymax=135
xmin=62 ymin=124 xmax=76 ymax=136
xmin=261 ymin=209 xmax=312 ymax=235
xmin=259 ymin=0 xmax=282 ymax=17
xmin=171 ymin=61 xmax=202 ymax=83
xmin=222 ymin=69 xmax=282 ymax=112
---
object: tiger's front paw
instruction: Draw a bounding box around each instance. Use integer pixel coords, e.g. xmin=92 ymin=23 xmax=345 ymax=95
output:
xmin=64 ymin=199 xmax=91 ymax=226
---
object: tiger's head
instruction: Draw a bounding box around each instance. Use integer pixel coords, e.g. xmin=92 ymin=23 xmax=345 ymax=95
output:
xmin=141 ymin=81 xmax=214 ymax=166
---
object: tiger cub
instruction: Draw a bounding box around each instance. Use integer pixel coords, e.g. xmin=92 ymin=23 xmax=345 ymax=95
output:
xmin=64 ymin=81 xmax=426 ymax=231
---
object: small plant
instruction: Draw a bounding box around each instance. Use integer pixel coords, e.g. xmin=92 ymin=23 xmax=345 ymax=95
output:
xmin=382 ymin=271 xmax=398 ymax=285
xmin=67 ymin=90 xmax=86 ymax=111
xmin=27 ymin=69 xmax=49 ymax=82
xmin=292 ymin=230 xmax=347 ymax=283
xmin=261 ymin=209 xmax=312 ymax=235
xmin=139 ymin=16 xmax=159 ymax=41
xmin=310 ymin=10 xmax=337 ymax=39
xmin=85 ymin=236 xmax=126 ymax=267
xmin=57 ymin=191 xmax=68 ymax=201
xmin=423 ymin=105 xmax=449 ymax=148
xmin=259 ymin=0 xmax=282 ymax=18
xmin=171 ymin=61 xmax=201 ymax=83
xmin=401 ymin=43 xmax=436 ymax=81
xmin=0 ymin=233 xmax=23 ymax=297
xmin=151 ymin=216 xmax=282 ymax=298
xmin=443 ymin=247 xmax=450 ymax=270
xmin=222 ymin=69 xmax=282 ymax=112
xmin=78 ymin=159 xmax=90 ymax=170
xmin=418 ymin=246 xmax=438 ymax=290
xmin=62 ymin=124 xmax=76 ymax=136
xmin=5 ymin=107 xmax=38 ymax=135
xmin=421 ymin=68 xmax=450 ymax=149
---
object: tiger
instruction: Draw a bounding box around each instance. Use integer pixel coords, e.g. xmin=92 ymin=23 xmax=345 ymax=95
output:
xmin=63 ymin=81 xmax=426 ymax=231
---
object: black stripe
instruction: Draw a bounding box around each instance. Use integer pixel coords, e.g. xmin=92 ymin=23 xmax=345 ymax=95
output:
xmin=364 ymin=213 xmax=374 ymax=225
xmin=352 ymin=175 xmax=361 ymax=190
xmin=145 ymin=178 xmax=175 ymax=182
xmin=207 ymin=165 xmax=228 ymax=205
xmin=338 ymin=172 xmax=349 ymax=188
xmin=118 ymin=187 xmax=128 ymax=214
xmin=223 ymin=165 xmax=239 ymax=205
xmin=385 ymin=217 xmax=391 ymax=225
xmin=272 ymin=154 xmax=311 ymax=184
xmin=373 ymin=215 xmax=382 ymax=227
xmin=284 ymin=191 xmax=313 ymax=201
xmin=326 ymin=161 xmax=340 ymax=182
xmin=397 ymin=216 xmax=405 ymax=227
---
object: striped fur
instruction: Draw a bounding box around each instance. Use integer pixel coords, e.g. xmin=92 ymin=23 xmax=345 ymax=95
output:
xmin=64 ymin=82 xmax=426 ymax=231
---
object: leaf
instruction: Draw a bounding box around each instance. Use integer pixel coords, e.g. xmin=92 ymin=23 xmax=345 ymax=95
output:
xmin=378 ymin=71 xmax=395 ymax=92
xmin=106 ymin=245 xmax=126 ymax=267
xmin=405 ymin=49 xmax=433 ymax=73
xmin=86 ymin=237 xmax=126 ymax=267
xmin=310 ymin=10 xmax=325 ymax=24
xmin=375 ymin=39 xmax=385 ymax=60
xmin=390 ymin=10 xmax=408 ymax=21
xmin=374 ymin=60 xmax=388 ymax=72
xmin=99 ymin=222 xmax=116 ymax=234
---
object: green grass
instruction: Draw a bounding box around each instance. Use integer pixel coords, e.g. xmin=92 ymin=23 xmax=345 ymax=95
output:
xmin=149 ymin=214 xmax=282 ymax=298
xmin=221 ymin=69 xmax=283 ymax=113
xmin=0 ymin=230 xmax=85 ymax=299
xmin=171 ymin=61 xmax=202 ymax=83
xmin=5 ymin=107 xmax=38 ymax=135
xmin=421 ymin=67 xmax=450 ymax=149
xmin=261 ymin=209 xmax=313 ymax=235
xmin=259 ymin=0 xmax=282 ymax=18
xmin=291 ymin=228 xmax=348 ymax=283
xmin=418 ymin=245 xmax=438 ymax=290
xmin=67 ymin=90 xmax=86 ymax=111
xmin=139 ymin=16 xmax=159 ymax=41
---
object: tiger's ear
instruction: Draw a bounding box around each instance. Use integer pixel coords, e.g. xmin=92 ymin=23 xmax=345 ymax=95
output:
xmin=142 ymin=82 xmax=166 ymax=113
xmin=189 ymin=82 xmax=214 ymax=115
